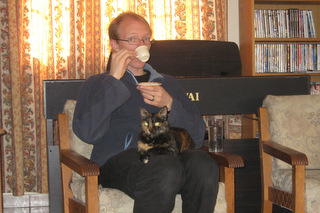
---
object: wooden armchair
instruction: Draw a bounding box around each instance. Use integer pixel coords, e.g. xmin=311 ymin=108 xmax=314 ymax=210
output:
xmin=58 ymin=100 xmax=244 ymax=213
xmin=258 ymin=95 xmax=320 ymax=213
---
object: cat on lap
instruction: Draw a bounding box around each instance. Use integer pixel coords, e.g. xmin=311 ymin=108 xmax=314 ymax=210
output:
xmin=138 ymin=106 xmax=195 ymax=163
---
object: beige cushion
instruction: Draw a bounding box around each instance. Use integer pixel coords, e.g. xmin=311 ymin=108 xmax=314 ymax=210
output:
xmin=63 ymin=99 xmax=227 ymax=213
xmin=263 ymin=95 xmax=320 ymax=170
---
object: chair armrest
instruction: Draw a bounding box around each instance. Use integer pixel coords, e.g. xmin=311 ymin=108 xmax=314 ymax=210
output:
xmin=263 ymin=140 xmax=308 ymax=166
xmin=201 ymin=146 xmax=244 ymax=168
xmin=60 ymin=149 xmax=100 ymax=177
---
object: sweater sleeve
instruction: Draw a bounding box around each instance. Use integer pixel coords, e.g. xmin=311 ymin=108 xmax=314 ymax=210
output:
xmin=72 ymin=74 xmax=130 ymax=144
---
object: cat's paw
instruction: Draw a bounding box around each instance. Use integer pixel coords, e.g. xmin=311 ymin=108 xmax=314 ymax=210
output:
xmin=139 ymin=155 xmax=149 ymax=164
xmin=143 ymin=158 xmax=149 ymax=164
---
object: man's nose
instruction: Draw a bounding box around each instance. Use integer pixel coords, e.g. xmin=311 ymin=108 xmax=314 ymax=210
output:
xmin=139 ymin=39 xmax=145 ymax=45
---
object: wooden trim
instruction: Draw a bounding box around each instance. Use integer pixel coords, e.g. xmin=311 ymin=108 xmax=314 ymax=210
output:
xmin=60 ymin=149 xmax=100 ymax=177
xmin=69 ymin=198 xmax=86 ymax=213
xmin=58 ymin=113 xmax=73 ymax=213
xmin=85 ymin=176 xmax=99 ymax=213
xmin=58 ymin=113 xmax=71 ymax=150
xmin=61 ymin=163 xmax=73 ymax=213
xmin=263 ymin=141 xmax=308 ymax=166
xmin=239 ymin=0 xmax=255 ymax=76
xmin=258 ymin=108 xmax=270 ymax=141
xmin=258 ymin=107 xmax=274 ymax=213
xmin=268 ymin=187 xmax=292 ymax=209
xmin=220 ymin=166 xmax=235 ymax=213
xmin=292 ymin=165 xmax=306 ymax=213
xmin=0 ymin=129 xmax=6 ymax=213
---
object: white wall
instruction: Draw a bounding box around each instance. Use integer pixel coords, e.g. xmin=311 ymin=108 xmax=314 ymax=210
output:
xmin=227 ymin=0 xmax=239 ymax=45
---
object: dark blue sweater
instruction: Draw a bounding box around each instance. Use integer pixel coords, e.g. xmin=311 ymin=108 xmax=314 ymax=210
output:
xmin=73 ymin=63 xmax=205 ymax=167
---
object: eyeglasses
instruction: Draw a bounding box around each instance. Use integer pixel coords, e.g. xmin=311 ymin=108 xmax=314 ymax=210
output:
xmin=116 ymin=37 xmax=155 ymax=45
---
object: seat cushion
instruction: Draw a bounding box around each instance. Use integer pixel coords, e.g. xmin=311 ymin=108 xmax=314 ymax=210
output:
xmin=63 ymin=99 xmax=93 ymax=159
xmin=271 ymin=169 xmax=320 ymax=213
xmin=63 ymin=99 xmax=227 ymax=212
xmin=71 ymin=180 xmax=227 ymax=213
xmin=263 ymin=95 xmax=320 ymax=170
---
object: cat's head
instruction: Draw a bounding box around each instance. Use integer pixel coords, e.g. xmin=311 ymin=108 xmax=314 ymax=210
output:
xmin=140 ymin=107 xmax=169 ymax=138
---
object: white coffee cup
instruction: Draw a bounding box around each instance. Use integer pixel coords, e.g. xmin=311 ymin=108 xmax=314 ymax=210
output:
xmin=135 ymin=46 xmax=150 ymax=62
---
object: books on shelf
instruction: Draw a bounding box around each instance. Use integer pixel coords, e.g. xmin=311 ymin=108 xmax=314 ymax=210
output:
xmin=255 ymin=43 xmax=320 ymax=73
xmin=255 ymin=9 xmax=316 ymax=38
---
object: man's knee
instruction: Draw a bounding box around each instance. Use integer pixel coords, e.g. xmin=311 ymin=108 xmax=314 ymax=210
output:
xmin=181 ymin=150 xmax=219 ymax=182
xmin=145 ymin=155 xmax=183 ymax=190
xmin=135 ymin=155 xmax=182 ymax=191
xmin=134 ymin=155 xmax=182 ymax=210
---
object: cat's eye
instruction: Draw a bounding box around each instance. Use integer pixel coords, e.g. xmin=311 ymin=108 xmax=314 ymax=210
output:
xmin=143 ymin=121 xmax=148 ymax=127
xmin=155 ymin=122 xmax=160 ymax=127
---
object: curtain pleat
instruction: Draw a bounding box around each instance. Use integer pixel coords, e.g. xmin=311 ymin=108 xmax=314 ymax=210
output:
xmin=0 ymin=0 xmax=227 ymax=195
xmin=7 ymin=0 xmax=25 ymax=196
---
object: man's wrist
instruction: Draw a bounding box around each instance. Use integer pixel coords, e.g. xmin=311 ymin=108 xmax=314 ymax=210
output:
xmin=166 ymin=97 xmax=173 ymax=111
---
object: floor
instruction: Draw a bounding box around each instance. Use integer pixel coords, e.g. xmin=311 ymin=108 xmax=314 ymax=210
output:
xmin=2 ymin=193 xmax=49 ymax=213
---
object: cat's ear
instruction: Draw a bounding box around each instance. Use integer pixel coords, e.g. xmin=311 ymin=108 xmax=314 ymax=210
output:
xmin=158 ymin=106 xmax=168 ymax=119
xmin=140 ymin=108 xmax=149 ymax=118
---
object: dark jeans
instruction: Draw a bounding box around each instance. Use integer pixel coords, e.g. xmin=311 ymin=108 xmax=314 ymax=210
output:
xmin=98 ymin=148 xmax=219 ymax=213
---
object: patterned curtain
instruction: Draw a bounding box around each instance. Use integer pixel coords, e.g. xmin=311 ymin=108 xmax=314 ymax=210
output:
xmin=0 ymin=0 xmax=227 ymax=195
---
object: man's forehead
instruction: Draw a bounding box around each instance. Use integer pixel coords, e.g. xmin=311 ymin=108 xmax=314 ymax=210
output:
xmin=118 ymin=17 xmax=151 ymax=34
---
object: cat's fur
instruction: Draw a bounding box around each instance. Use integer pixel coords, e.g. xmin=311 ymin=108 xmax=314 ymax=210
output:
xmin=137 ymin=106 xmax=195 ymax=163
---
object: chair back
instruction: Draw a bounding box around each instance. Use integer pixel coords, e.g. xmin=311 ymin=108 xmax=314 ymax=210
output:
xmin=262 ymin=95 xmax=320 ymax=170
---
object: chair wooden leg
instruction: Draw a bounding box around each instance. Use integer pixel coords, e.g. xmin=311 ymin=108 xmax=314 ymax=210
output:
xmin=258 ymin=109 xmax=273 ymax=213
xmin=292 ymin=165 xmax=305 ymax=213
xmin=220 ymin=166 xmax=235 ymax=213
xmin=262 ymin=199 xmax=273 ymax=213
xmin=85 ymin=175 xmax=99 ymax=213
xmin=0 ymin=149 xmax=2 ymax=213
xmin=0 ymin=129 xmax=5 ymax=213
xmin=260 ymin=152 xmax=273 ymax=213
xmin=61 ymin=163 xmax=73 ymax=213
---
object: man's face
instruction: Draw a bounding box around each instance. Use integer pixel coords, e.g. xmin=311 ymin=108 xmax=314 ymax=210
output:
xmin=115 ymin=17 xmax=152 ymax=70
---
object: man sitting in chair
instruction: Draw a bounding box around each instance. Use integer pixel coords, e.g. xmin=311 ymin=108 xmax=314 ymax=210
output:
xmin=72 ymin=11 xmax=219 ymax=213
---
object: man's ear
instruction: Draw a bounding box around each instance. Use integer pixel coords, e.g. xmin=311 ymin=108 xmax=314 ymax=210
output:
xmin=110 ymin=39 xmax=120 ymax=51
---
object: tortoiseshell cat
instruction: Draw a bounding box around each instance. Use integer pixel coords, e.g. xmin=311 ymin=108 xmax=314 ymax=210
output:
xmin=138 ymin=106 xmax=195 ymax=163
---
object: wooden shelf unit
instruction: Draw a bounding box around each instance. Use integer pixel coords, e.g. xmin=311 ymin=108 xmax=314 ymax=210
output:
xmin=239 ymin=0 xmax=320 ymax=79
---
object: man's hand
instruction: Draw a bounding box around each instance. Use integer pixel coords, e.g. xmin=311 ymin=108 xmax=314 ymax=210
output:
xmin=109 ymin=49 xmax=136 ymax=80
xmin=137 ymin=85 xmax=173 ymax=111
